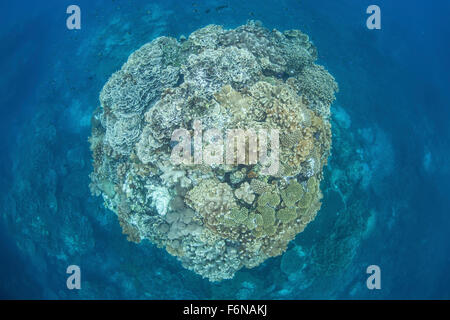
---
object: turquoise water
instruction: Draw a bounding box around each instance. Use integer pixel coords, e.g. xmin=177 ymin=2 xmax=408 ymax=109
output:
xmin=0 ymin=0 xmax=449 ymax=299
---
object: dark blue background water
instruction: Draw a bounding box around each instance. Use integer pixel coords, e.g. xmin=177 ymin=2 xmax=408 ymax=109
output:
xmin=0 ymin=0 xmax=449 ymax=299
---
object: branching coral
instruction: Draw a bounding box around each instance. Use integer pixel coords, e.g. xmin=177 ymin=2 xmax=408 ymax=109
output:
xmin=89 ymin=21 xmax=337 ymax=281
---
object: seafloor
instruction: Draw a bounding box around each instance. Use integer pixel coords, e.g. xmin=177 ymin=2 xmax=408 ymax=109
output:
xmin=0 ymin=0 xmax=449 ymax=299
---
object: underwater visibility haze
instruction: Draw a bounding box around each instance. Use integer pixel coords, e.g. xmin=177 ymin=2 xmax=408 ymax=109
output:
xmin=0 ymin=0 xmax=449 ymax=299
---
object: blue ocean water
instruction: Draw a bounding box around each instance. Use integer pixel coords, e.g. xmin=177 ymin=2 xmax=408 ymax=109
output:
xmin=0 ymin=0 xmax=449 ymax=299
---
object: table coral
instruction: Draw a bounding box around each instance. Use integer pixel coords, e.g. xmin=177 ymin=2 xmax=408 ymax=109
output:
xmin=89 ymin=21 xmax=337 ymax=281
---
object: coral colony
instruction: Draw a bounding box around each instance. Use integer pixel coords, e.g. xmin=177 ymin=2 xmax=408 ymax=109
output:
xmin=89 ymin=21 xmax=338 ymax=281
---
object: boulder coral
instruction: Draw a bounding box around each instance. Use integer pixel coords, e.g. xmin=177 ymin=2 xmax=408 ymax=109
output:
xmin=89 ymin=21 xmax=338 ymax=281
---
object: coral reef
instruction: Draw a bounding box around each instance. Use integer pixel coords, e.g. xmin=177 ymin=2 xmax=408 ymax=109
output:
xmin=89 ymin=21 xmax=337 ymax=281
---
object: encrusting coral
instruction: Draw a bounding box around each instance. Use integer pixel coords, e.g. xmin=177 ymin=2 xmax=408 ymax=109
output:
xmin=89 ymin=21 xmax=338 ymax=281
